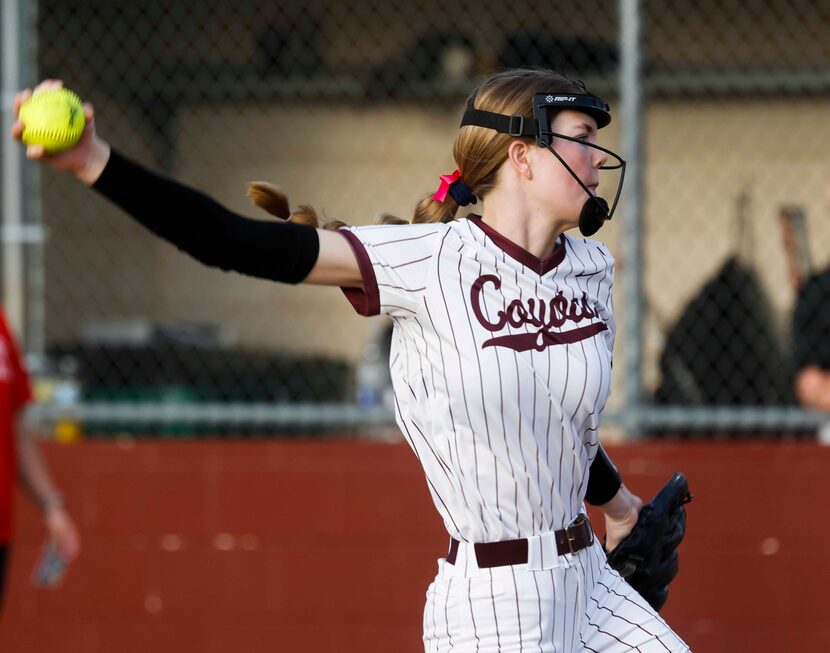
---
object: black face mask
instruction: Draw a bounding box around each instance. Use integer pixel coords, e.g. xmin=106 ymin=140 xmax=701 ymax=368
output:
xmin=460 ymin=90 xmax=627 ymax=237
xmin=580 ymin=196 xmax=610 ymax=238
xmin=539 ymin=132 xmax=626 ymax=237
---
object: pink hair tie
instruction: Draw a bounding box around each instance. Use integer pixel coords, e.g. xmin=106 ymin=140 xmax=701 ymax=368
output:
xmin=432 ymin=170 xmax=477 ymax=206
xmin=432 ymin=170 xmax=462 ymax=202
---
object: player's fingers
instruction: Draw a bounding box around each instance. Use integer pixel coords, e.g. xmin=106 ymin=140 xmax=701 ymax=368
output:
xmin=83 ymin=102 xmax=94 ymax=123
xmin=32 ymin=79 xmax=64 ymax=95
xmin=26 ymin=144 xmax=45 ymax=159
xmin=10 ymin=120 xmax=23 ymax=141
xmin=13 ymin=89 xmax=32 ymax=116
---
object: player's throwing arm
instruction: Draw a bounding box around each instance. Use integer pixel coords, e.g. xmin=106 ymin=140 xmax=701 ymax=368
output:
xmin=11 ymin=80 xmax=362 ymax=288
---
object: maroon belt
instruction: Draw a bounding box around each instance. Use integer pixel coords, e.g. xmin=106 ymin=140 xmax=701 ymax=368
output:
xmin=446 ymin=514 xmax=594 ymax=568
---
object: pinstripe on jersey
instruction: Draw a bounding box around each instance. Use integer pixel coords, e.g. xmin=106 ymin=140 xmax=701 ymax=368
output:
xmin=340 ymin=215 xmax=615 ymax=544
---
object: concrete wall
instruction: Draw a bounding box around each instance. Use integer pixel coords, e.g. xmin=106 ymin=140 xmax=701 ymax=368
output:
xmin=1 ymin=439 xmax=828 ymax=652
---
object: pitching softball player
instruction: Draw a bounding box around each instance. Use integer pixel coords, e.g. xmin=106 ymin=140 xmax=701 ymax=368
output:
xmin=13 ymin=68 xmax=689 ymax=651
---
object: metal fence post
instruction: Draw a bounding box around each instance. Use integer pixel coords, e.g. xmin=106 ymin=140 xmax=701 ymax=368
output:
xmin=619 ymin=0 xmax=645 ymax=438
xmin=1 ymin=0 xmax=28 ymax=339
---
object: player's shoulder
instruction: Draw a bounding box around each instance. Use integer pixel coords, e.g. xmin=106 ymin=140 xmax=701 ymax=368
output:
xmin=343 ymin=220 xmax=450 ymax=247
xmin=562 ymin=233 xmax=615 ymax=262
xmin=797 ymin=267 xmax=830 ymax=308
xmin=802 ymin=266 xmax=830 ymax=291
xmin=0 ymin=309 xmax=11 ymax=339
xmin=346 ymin=220 xmax=449 ymax=236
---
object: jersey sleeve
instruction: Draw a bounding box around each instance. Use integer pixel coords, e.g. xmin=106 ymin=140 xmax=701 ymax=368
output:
xmin=338 ymin=222 xmax=446 ymax=318
xmin=0 ymin=311 xmax=33 ymax=412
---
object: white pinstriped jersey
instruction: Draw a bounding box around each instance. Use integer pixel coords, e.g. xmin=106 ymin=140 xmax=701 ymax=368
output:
xmin=340 ymin=215 xmax=615 ymax=544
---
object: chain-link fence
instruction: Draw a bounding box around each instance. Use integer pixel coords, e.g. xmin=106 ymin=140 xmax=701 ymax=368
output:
xmin=2 ymin=0 xmax=829 ymax=437
xmin=638 ymin=0 xmax=830 ymax=436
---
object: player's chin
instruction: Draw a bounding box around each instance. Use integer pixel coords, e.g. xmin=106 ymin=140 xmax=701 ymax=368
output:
xmin=556 ymin=207 xmax=582 ymax=232
xmin=545 ymin=198 xmax=582 ymax=232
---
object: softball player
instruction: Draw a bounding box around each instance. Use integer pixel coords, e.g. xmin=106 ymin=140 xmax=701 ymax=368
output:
xmin=13 ymin=68 xmax=689 ymax=651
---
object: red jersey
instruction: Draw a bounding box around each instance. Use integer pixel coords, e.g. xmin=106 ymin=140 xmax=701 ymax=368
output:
xmin=0 ymin=310 xmax=33 ymax=543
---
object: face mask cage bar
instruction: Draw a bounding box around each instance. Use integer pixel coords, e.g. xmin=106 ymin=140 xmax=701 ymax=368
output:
xmin=543 ymin=132 xmax=626 ymax=221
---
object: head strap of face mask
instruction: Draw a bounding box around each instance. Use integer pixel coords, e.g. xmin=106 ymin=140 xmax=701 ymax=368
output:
xmin=459 ymin=91 xmax=626 ymax=237
xmin=461 ymin=92 xmax=612 ymax=138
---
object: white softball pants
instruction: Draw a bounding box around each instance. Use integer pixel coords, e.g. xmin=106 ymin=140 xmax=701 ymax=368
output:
xmin=422 ymin=536 xmax=690 ymax=652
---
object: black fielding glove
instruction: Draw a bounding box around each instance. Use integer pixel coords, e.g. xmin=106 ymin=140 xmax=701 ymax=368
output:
xmin=605 ymin=472 xmax=693 ymax=611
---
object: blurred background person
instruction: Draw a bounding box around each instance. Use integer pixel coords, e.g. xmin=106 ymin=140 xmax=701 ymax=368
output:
xmin=792 ymin=272 xmax=830 ymax=412
xmin=0 ymin=307 xmax=80 ymax=612
xmin=792 ymin=179 xmax=830 ymax=442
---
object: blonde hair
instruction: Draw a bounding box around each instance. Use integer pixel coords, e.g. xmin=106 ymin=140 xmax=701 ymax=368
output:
xmin=247 ymin=68 xmax=584 ymax=228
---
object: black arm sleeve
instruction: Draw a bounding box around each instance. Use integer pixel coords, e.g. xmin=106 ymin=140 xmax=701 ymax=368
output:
xmin=585 ymin=444 xmax=622 ymax=506
xmin=91 ymin=148 xmax=319 ymax=284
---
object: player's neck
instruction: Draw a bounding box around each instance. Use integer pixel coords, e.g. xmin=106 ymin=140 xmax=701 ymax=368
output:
xmin=480 ymin=192 xmax=568 ymax=260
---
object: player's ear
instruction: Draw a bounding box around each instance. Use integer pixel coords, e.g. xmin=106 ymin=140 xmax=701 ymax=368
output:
xmin=506 ymin=139 xmax=533 ymax=180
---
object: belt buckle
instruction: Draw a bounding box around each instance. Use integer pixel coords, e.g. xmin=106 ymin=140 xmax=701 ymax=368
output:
xmin=565 ymin=514 xmax=594 ymax=553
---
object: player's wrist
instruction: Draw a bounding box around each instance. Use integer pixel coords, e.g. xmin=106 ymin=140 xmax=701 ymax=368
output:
xmin=599 ymin=484 xmax=641 ymax=523
xmin=76 ymin=138 xmax=111 ymax=186
xmin=39 ymin=490 xmax=65 ymax=515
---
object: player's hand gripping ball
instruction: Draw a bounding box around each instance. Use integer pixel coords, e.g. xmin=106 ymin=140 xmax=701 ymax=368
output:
xmin=18 ymin=88 xmax=85 ymax=153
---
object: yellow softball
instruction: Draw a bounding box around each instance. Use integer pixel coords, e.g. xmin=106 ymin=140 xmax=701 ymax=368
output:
xmin=19 ymin=88 xmax=85 ymax=153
